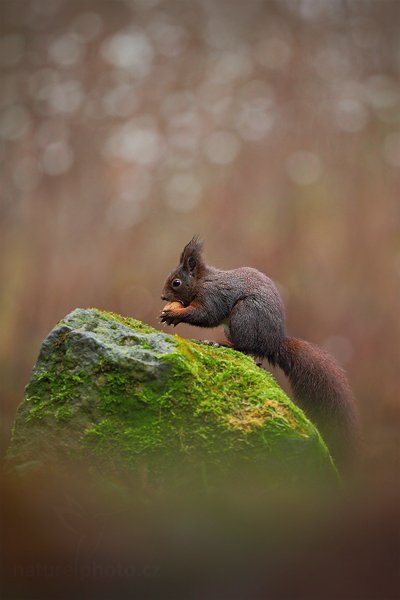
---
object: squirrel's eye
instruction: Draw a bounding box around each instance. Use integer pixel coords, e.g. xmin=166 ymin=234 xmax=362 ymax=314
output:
xmin=172 ymin=279 xmax=182 ymax=288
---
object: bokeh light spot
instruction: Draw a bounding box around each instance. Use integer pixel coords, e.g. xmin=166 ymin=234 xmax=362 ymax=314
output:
xmin=165 ymin=173 xmax=202 ymax=212
xmin=104 ymin=121 xmax=163 ymax=165
xmin=0 ymin=105 xmax=30 ymax=140
xmin=204 ymin=130 xmax=240 ymax=165
xmin=102 ymin=84 xmax=139 ymax=118
xmin=48 ymin=33 xmax=85 ymax=67
xmin=41 ymin=141 xmax=74 ymax=175
xmin=365 ymin=75 xmax=400 ymax=110
xmin=334 ymin=99 xmax=369 ymax=132
xmin=147 ymin=16 xmax=187 ymax=57
xmin=47 ymin=80 xmax=84 ymax=114
xmin=208 ymin=45 xmax=253 ymax=84
xmin=286 ymin=151 xmax=322 ymax=185
xmin=100 ymin=31 xmax=154 ymax=77
xmin=235 ymin=80 xmax=275 ymax=141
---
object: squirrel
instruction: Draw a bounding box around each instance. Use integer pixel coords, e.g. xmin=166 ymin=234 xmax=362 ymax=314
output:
xmin=160 ymin=237 xmax=359 ymax=466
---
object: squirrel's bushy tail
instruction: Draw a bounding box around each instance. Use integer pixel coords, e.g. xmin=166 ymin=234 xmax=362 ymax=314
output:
xmin=276 ymin=337 xmax=359 ymax=466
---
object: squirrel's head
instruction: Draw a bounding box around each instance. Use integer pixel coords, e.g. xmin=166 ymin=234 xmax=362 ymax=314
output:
xmin=161 ymin=236 xmax=205 ymax=307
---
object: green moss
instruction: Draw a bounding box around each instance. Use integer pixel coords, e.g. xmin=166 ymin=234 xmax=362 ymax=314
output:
xmin=8 ymin=308 xmax=335 ymax=484
xmin=23 ymin=369 xmax=89 ymax=422
xmin=162 ymin=338 xmax=313 ymax=438
xmin=93 ymin=308 xmax=158 ymax=335
xmin=55 ymin=405 xmax=74 ymax=421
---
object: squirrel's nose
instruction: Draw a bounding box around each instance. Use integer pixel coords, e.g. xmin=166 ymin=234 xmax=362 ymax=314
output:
xmin=161 ymin=295 xmax=167 ymax=301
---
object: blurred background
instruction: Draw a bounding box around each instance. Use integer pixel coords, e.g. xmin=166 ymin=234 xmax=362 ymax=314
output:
xmin=1 ymin=0 xmax=399 ymax=484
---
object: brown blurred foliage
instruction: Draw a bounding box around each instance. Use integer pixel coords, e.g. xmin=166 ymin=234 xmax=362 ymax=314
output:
xmin=0 ymin=0 xmax=399 ymax=486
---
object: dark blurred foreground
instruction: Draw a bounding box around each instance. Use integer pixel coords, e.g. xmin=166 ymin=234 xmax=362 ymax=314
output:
xmin=1 ymin=464 xmax=399 ymax=600
xmin=1 ymin=0 xmax=400 ymax=480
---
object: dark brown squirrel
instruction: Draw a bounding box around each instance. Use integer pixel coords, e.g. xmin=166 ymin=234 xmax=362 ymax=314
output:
xmin=160 ymin=237 xmax=359 ymax=466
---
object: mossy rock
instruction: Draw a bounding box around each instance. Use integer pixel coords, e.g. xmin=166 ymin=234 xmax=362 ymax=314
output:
xmin=8 ymin=308 xmax=336 ymax=486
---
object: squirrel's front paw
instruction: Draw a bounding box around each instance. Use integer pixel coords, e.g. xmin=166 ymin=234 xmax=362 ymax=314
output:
xmin=160 ymin=309 xmax=182 ymax=326
xmin=160 ymin=301 xmax=185 ymax=326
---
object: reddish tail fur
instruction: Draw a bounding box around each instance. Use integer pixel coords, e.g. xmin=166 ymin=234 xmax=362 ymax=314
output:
xmin=277 ymin=337 xmax=359 ymax=466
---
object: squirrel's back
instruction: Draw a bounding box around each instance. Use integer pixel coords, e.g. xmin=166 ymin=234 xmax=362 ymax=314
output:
xmin=201 ymin=266 xmax=286 ymax=360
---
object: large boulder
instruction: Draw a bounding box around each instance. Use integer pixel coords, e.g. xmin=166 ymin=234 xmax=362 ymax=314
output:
xmin=8 ymin=308 xmax=335 ymax=484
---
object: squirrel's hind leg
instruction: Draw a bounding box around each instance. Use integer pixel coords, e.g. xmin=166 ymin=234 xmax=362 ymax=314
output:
xmin=228 ymin=297 xmax=283 ymax=361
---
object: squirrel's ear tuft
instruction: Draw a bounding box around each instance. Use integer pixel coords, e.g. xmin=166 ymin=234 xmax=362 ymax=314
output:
xmin=180 ymin=236 xmax=204 ymax=274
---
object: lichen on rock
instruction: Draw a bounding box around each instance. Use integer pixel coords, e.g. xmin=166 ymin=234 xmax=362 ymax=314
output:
xmin=8 ymin=308 xmax=336 ymax=485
